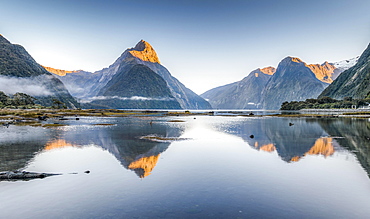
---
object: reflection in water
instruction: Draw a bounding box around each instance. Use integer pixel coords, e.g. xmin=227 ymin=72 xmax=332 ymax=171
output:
xmin=2 ymin=116 xmax=370 ymax=180
xmin=44 ymin=139 xmax=78 ymax=151
xmin=319 ymin=118 xmax=370 ymax=177
xmin=254 ymin=142 xmax=276 ymax=152
xmin=0 ymin=117 xmax=184 ymax=178
xmin=128 ymin=154 xmax=160 ymax=178
xmin=222 ymin=117 xmax=330 ymax=162
xmin=290 ymin=137 xmax=335 ymax=162
xmin=0 ymin=126 xmax=51 ymax=171
xmin=2 ymin=116 xmax=370 ymax=218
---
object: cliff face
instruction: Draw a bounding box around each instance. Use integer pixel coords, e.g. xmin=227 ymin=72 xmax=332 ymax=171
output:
xmin=0 ymin=34 xmax=79 ymax=108
xmin=201 ymin=67 xmax=275 ymax=109
xmin=261 ymin=57 xmax=329 ymax=109
xmin=319 ymin=43 xmax=370 ymax=99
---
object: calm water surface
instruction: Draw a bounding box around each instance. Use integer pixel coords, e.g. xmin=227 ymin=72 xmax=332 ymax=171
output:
xmin=1 ymin=115 xmax=370 ymax=218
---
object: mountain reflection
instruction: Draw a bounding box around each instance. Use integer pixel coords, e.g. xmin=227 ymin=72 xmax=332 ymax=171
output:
xmin=44 ymin=139 xmax=78 ymax=151
xmin=3 ymin=116 xmax=370 ymax=179
xmin=0 ymin=126 xmax=51 ymax=171
xmin=318 ymin=118 xmax=370 ymax=177
xmin=128 ymin=154 xmax=160 ymax=178
xmin=224 ymin=117 xmax=329 ymax=162
xmin=290 ymin=137 xmax=335 ymax=162
xmin=59 ymin=118 xmax=184 ymax=178
xmin=222 ymin=117 xmax=370 ymax=177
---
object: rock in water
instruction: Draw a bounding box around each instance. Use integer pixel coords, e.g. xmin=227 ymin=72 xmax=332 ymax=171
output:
xmin=0 ymin=171 xmax=60 ymax=180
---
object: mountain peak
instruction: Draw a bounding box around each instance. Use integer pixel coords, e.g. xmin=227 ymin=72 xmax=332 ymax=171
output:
xmin=283 ymin=56 xmax=304 ymax=63
xmin=0 ymin=34 xmax=10 ymax=44
xmin=128 ymin=40 xmax=160 ymax=64
xmin=260 ymin=67 xmax=276 ymax=75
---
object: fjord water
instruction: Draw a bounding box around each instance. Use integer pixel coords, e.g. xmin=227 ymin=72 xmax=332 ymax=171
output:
xmin=1 ymin=116 xmax=370 ymax=218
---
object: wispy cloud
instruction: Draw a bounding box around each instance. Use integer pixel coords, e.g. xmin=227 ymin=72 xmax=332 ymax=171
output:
xmin=0 ymin=76 xmax=52 ymax=96
xmin=81 ymin=96 xmax=175 ymax=103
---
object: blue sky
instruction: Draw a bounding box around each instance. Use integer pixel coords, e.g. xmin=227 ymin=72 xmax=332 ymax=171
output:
xmin=1 ymin=0 xmax=369 ymax=94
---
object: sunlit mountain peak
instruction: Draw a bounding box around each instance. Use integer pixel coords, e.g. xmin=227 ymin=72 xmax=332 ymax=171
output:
xmin=260 ymin=67 xmax=276 ymax=75
xmin=128 ymin=40 xmax=161 ymax=64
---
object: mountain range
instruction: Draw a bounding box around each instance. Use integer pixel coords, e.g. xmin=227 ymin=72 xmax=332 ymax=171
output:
xmin=202 ymin=56 xmax=358 ymax=110
xmin=2 ymin=32 xmax=368 ymax=110
xmin=0 ymin=34 xmax=79 ymax=108
xmin=46 ymin=40 xmax=211 ymax=109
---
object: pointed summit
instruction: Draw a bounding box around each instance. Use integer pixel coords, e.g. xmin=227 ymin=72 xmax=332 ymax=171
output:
xmin=282 ymin=56 xmax=304 ymax=64
xmin=259 ymin=67 xmax=276 ymax=75
xmin=128 ymin=40 xmax=160 ymax=63
xmin=0 ymin=34 xmax=10 ymax=44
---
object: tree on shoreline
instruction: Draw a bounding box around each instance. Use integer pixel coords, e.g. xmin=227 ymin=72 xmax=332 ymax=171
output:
xmin=281 ymin=96 xmax=370 ymax=110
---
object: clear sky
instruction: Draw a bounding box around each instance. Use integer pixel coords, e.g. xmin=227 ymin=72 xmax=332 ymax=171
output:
xmin=1 ymin=0 xmax=369 ymax=94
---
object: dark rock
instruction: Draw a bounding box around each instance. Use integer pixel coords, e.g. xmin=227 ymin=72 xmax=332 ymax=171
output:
xmin=0 ymin=171 xmax=60 ymax=180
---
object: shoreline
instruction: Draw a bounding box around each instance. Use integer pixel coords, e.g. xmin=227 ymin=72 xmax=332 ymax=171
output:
xmin=1 ymin=108 xmax=370 ymax=127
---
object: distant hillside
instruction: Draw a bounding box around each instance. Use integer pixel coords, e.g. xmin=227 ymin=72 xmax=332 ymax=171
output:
xmin=201 ymin=67 xmax=275 ymax=109
xmin=319 ymin=43 xmax=370 ymax=99
xmin=0 ymin=34 xmax=79 ymax=108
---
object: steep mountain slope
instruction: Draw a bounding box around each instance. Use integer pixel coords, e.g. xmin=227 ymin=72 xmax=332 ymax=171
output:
xmin=50 ymin=40 xmax=211 ymax=109
xmin=319 ymin=43 xmax=370 ymax=99
xmin=86 ymin=64 xmax=181 ymax=109
xmin=0 ymin=34 xmax=79 ymax=108
xmin=261 ymin=57 xmax=329 ymax=109
xmin=201 ymin=67 xmax=275 ymax=109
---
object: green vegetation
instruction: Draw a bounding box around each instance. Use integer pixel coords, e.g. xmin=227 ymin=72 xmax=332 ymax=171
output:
xmin=280 ymin=96 xmax=370 ymax=110
xmin=0 ymin=91 xmax=42 ymax=109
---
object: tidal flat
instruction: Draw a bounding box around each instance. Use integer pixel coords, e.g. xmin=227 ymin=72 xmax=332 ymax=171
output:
xmin=1 ymin=109 xmax=370 ymax=218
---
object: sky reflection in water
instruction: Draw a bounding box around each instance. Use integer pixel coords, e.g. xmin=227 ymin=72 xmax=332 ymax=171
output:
xmin=1 ymin=116 xmax=370 ymax=218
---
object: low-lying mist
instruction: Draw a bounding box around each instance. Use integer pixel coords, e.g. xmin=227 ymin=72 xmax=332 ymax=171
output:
xmin=0 ymin=76 xmax=52 ymax=96
xmin=81 ymin=96 xmax=175 ymax=103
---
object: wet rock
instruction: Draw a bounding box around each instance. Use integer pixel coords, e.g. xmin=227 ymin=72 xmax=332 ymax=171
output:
xmin=0 ymin=171 xmax=60 ymax=180
xmin=38 ymin=115 xmax=49 ymax=121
